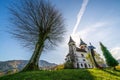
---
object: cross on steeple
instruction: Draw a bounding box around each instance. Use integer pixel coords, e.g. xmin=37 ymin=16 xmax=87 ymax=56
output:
xmin=88 ymin=42 xmax=96 ymax=49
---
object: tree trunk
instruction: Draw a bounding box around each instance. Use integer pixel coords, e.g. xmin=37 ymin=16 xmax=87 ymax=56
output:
xmin=90 ymin=49 xmax=100 ymax=68
xmin=22 ymin=41 xmax=44 ymax=71
xmin=113 ymin=66 xmax=116 ymax=70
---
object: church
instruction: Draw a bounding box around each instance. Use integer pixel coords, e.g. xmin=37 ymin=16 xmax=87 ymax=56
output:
xmin=65 ymin=37 xmax=105 ymax=68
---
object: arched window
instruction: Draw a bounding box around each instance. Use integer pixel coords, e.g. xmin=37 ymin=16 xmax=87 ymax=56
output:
xmin=88 ymin=64 xmax=90 ymax=67
xmin=81 ymin=54 xmax=84 ymax=57
xmin=84 ymin=63 xmax=87 ymax=68
xmin=81 ymin=63 xmax=83 ymax=67
xmin=83 ymin=59 xmax=86 ymax=61
xmin=77 ymin=63 xmax=79 ymax=68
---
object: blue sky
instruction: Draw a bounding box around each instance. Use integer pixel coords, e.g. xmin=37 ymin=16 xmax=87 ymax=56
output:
xmin=0 ymin=0 xmax=120 ymax=64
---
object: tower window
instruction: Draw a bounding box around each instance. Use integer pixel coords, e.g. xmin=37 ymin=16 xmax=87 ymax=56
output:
xmin=81 ymin=54 xmax=84 ymax=57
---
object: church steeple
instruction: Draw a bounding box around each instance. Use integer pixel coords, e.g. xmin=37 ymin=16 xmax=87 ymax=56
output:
xmin=68 ymin=36 xmax=76 ymax=55
xmin=79 ymin=38 xmax=87 ymax=46
xmin=68 ymin=36 xmax=75 ymax=44
xmin=79 ymin=38 xmax=87 ymax=50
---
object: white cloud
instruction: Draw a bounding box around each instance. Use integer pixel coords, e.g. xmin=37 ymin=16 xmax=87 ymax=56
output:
xmin=71 ymin=22 xmax=108 ymax=43
xmin=111 ymin=47 xmax=120 ymax=60
xmin=111 ymin=47 xmax=120 ymax=54
xmin=79 ymin=22 xmax=108 ymax=37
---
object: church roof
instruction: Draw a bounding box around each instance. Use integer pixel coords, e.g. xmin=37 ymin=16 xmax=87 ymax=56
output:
xmin=66 ymin=53 xmax=70 ymax=57
xmin=68 ymin=36 xmax=75 ymax=44
xmin=79 ymin=38 xmax=87 ymax=46
xmin=88 ymin=43 xmax=96 ymax=49
xmin=76 ymin=47 xmax=87 ymax=52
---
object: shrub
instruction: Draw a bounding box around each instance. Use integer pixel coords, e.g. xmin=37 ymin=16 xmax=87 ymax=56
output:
xmin=64 ymin=61 xmax=74 ymax=69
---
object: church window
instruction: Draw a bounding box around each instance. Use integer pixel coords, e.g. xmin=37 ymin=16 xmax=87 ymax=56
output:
xmin=81 ymin=54 xmax=84 ymax=57
xmin=77 ymin=63 xmax=79 ymax=68
xmin=84 ymin=63 xmax=87 ymax=68
xmin=81 ymin=64 xmax=83 ymax=67
xmin=76 ymin=58 xmax=78 ymax=61
xmin=83 ymin=59 xmax=86 ymax=61
xmin=88 ymin=64 xmax=90 ymax=67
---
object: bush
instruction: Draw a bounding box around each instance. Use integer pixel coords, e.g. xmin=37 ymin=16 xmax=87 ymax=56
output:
xmin=64 ymin=61 xmax=74 ymax=69
xmin=116 ymin=65 xmax=120 ymax=70
xmin=53 ymin=64 xmax=64 ymax=70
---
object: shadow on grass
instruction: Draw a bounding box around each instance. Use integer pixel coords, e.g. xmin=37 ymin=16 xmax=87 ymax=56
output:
xmin=71 ymin=69 xmax=95 ymax=80
xmin=102 ymin=69 xmax=120 ymax=77
xmin=115 ymin=70 xmax=120 ymax=72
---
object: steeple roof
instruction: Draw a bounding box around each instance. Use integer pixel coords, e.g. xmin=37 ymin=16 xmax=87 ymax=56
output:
xmin=79 ymin=38 xmax=87 ymax=46
xmin=68 ymin=36 xmax=75 ymax=44
xmin=88 ymin=43 xmax=96 ymax=49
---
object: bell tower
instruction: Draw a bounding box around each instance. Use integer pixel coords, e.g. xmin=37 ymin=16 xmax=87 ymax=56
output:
xmin=68 ymin=36 xmax=76 ymax=54
xmin=79 ymin=38 xmax=87 ymax=51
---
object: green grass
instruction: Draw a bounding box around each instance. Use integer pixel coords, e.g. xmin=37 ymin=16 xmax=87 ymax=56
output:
xmin=0 ymin=69 xmax=120 ymax=80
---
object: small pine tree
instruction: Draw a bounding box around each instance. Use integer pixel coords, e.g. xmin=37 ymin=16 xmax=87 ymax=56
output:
xmin=100 ymin=42 xmax=119 ymax=69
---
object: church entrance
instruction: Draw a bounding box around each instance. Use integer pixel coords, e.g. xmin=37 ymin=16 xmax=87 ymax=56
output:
xmin=84 ymin=63 xmax=87 ymax=68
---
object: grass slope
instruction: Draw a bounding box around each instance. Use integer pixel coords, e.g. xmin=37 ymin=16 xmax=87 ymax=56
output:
xmin=0 ymin=69 xmax=120 ymax=80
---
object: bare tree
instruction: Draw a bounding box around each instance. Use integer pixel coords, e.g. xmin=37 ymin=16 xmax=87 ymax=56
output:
xmin=9 ymin=0 xmax=65 ymax=71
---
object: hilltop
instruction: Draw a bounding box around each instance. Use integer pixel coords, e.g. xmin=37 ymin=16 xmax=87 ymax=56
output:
xmin=0 ymin=69 xmax=120 ymax=80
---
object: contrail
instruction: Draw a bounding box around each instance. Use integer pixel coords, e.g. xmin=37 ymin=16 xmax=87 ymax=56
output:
xmin=72 ymin=0 xmax=89 ymax=35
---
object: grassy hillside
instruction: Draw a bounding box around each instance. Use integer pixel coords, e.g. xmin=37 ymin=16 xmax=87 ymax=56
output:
xmin=0 ymin=69 xmax=120 ymax=80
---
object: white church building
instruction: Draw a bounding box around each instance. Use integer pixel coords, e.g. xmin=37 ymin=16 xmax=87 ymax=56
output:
xmin=65 ymin=37 xmax=105 ymax=68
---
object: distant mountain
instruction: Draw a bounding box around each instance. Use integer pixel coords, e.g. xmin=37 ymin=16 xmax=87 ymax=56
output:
xmin=0 ymin=60 xmax=57 ymax=72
